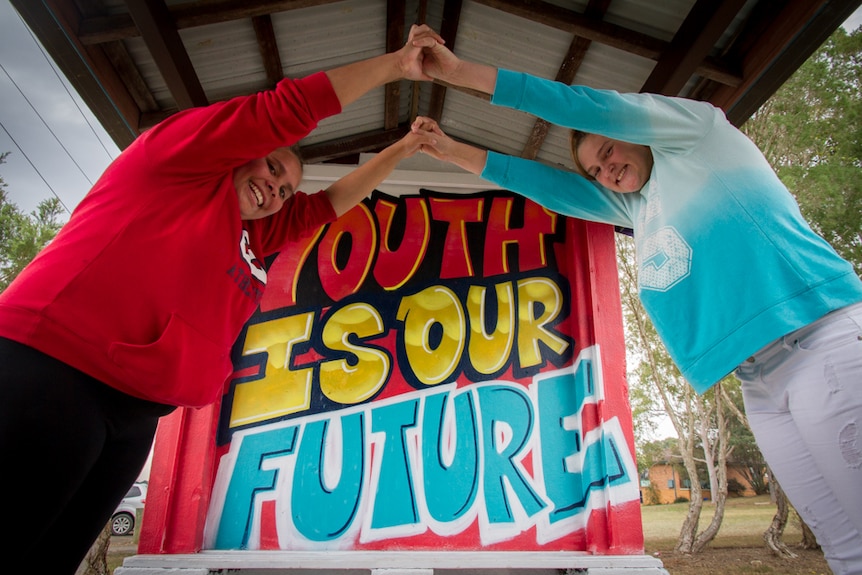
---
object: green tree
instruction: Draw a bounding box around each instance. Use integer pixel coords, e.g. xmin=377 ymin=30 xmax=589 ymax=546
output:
xmin=742 ymin=26 xmax=862 ymax=274
xmin=0 ymin=152 xmax=64 ymax=291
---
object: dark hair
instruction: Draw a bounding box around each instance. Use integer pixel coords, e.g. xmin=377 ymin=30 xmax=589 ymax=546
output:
xmin=286 ymin=144 xmax=305 ymax=166
xmin=568 ymin=129 xmax=591 ymax=178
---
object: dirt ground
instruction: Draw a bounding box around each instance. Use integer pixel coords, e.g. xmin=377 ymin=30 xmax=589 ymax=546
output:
xmin=644 ymin=543 xmax=832 ymax=575
xmin=107 ymin=536 xmax=138 ymax=572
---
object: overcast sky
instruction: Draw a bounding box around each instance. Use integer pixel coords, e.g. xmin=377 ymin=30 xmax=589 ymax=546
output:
xmin=0 ymin=0 xmax=119 ymax=219
xmin=1 ymin=1 xmax=861 ymax=221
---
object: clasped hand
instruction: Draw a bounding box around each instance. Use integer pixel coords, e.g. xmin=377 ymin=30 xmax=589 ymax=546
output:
xmin=410 ymin=117 xmax=452 ymax=161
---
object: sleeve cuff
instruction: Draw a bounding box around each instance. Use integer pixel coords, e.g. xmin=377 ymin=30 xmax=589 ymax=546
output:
xmin=490 ymin=69 xmax=525 ymax=109
xmin=480 ymin=151 xmax=509 ymax=186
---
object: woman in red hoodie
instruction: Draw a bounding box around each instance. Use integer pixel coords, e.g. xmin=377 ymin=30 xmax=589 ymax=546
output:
xmin=0 ymin=24 xmax=443 ymax=574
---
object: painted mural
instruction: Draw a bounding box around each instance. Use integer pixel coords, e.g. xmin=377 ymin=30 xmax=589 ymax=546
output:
xmin=200 ymin=188 xmax=641 ymax=553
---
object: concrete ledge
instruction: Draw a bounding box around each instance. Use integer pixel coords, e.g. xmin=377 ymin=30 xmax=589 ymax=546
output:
xmin=115 ymin=551 xmax=669 ymax=575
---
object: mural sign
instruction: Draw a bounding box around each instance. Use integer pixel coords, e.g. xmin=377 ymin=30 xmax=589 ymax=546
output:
xmin=198 ymin=183 xmax=642 ymax=554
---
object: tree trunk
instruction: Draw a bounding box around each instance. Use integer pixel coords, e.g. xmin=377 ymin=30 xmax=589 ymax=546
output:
xmin=692 ymin=489 xmax=726 ymax=553
xmin=698 ymin=397 xmax=719 ymax=503
xmin=763 ymin=473 xmax=797 ymax=559
xmin=675 ymin=446 xmax=703 ymax=554
xmin=675 ymin=489 xmax=702 ymax=553
xmin=74 ymin=522 xmax=111 ymax=575
xmin=799 ymin=518 xmax=821 ymax=550
xmin=691 ymin=385 xmax=729 ymax=554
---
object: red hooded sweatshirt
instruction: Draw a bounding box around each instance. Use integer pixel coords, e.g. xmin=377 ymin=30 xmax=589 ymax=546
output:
xmin=0 ymin=72 xmax=341 ymax=407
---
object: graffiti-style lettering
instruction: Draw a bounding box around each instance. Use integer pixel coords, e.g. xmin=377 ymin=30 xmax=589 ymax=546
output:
xmin=292 ymin=414 xmax=365 ymax=541
xmin=207 ymin=352 xmax=637 ymax=550
xmin=396 ymin=285 xmax=467 ymax=385
xmin=420 ymin=392 xmax=479 ymax=530
xmin=206 ymin=187 xmax=641 ymax=556
xmin=374 ymin=198 xmax=430 ymax=290
xmin=477 ymin=384 xmax=547 ymax=527
xmin=368 ymin=400 xmax=421 ymax=533
xmin=260 ymin=192 xmax=560 ymax=312
xmin=229 ymin=276 xmax=570 ymax=431
xmin=467 ymin=283 xmax=515 ymax=375
xmin=320 ymin=303 xmax=390 ymax=404
xmin=230 ymin=313 xmax=316 ymax=427
xmin=428 ymin=197 xmax=484 ymax=279
xmin=483 ymin=197 xmax=557 ymax=276
xmin=531 ymin=351 xmax=639 ymax=544
xmin=517 ymin=277 xmax=568 ymax=365
xmin=318 ymin=203 xmax=377 ymax=302
xmin=213 ymin=425 xmax=298 ymax=549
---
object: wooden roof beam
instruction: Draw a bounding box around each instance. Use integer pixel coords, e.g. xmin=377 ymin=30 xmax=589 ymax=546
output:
xmin=10 ymin=0 xmax=143 ymax=147
xmin=427 ymin=0 xmax=464 ymax=122
xmin=252 ymin=14 xmax=284 ymax=90
xmin=709 ymin=0 xmax=859 ymax=125
xmin=300 ymin=126 xmax=410 ymax=164
xmin=472 ymin=0 xmax=742 ymax=87
xmin=520 ymin=0 xmax=612 ymax=160
xmin=384 ymin=0 xmax=406 ymax=130
xmin=640 ymin=0 xmax=748 ymax=96
xmin=101 ymin=40 xmax=160 ymax=113
xmin=409 ymin=0 xmax=429 ymax=121
xmin=125 ymin=0 xmax=208 ymax=110
xmin=78 ymin=0 xmax=347 ymax=44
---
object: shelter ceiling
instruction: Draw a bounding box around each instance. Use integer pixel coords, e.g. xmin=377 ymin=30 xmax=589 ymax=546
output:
xmin=11 ymin=0 xmax=861 ymax=168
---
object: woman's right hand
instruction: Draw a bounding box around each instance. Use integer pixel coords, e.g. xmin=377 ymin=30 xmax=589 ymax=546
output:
xmin=411 ymin=116 xmax=487 ymax=175
xmin=411 ymin=117 xmax=449 ymax=160
xmin=420 ymin=38 xmax=462 ymax=83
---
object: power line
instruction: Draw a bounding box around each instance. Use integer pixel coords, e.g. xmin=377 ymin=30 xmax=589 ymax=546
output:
xmin=0 ymin=120 xmax=71 ymax=214
xmin=0 ymin=60 xmax=95 ymax=195
xmin=17 ymin=8 xmax=116 ymax=163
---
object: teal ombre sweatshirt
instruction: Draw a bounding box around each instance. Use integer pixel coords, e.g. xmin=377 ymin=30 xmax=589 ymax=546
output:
xmin=481 ymin=69 xmax=862 ymax=393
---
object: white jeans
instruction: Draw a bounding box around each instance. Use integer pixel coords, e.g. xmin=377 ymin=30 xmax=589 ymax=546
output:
xmin=736 ymin=302 xmax=862 ymax=575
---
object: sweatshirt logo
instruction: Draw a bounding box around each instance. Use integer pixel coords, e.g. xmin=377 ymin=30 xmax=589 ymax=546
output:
xmin=638 ymin=226 xmax=691 ymax=292
xmin=227 ymin=229 xmax=267 ymax=303
xmin=240 ymin=229 xmax=267 ymax=283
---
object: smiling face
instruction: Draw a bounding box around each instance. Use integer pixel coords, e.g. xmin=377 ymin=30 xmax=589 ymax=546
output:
xmin=575 ymin=134 xmax=654 ymax=194
xmin=233 ymin=147 xmax=303 ymax=220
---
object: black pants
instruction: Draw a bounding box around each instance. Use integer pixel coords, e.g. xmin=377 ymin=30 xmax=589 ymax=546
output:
xmin=0 ymin=338 xmax=175 ymax=574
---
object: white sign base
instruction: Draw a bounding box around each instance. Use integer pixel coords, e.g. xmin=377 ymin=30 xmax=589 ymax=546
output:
xmin=115 ymin=550 xmax=669 ymax=574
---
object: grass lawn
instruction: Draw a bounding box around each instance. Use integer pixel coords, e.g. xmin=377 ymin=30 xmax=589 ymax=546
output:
xmin=641 ymin=495 xmax=832 ymax=575
xmin=641 ymin=494 xmax=805 ymax=547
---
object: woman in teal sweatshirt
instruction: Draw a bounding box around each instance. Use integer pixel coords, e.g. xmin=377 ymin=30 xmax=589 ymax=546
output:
xmin=411 ymin=41 xmax=862 ymax=575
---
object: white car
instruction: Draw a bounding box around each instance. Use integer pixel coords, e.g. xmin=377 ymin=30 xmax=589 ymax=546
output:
xmin=111 ymin=482 xmax=147 ymax=536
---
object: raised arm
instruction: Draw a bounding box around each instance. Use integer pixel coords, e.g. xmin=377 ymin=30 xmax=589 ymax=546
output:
xmin=412 ymin=117 xmax=634 ymax=227
xmin=325 ymin=129 xmax=438 ymax=217
xmin=420 ymin=40 xmax=498 ymax=95
xmin=325 ymin=24 xmax=444 ymax=108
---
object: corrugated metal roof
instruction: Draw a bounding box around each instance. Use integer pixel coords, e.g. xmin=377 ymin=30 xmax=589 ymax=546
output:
xmin=276 ymin=0 xmax=392 ymax=143
xmin=12 ymin=0 xmax=861 ymax=165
